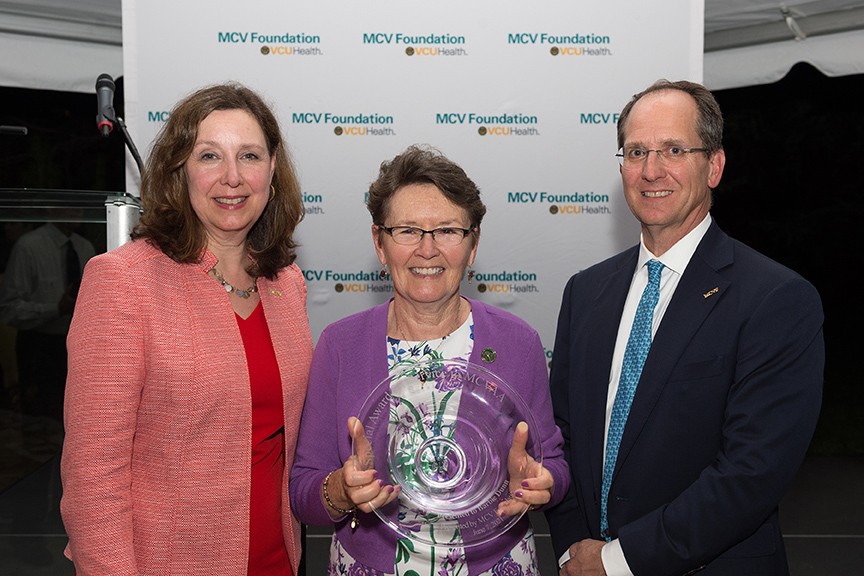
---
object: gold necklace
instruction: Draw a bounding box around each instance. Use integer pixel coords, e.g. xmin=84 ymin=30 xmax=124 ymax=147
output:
xmin=212 ymin=268 xmax=258 ymax=299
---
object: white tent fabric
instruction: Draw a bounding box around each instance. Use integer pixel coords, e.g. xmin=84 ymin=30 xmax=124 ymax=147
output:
xmin=0 ymin=0 xmax=121 ymax=93
xmin=704 ymin=0 xmax=864 ymax=88
xmin=705 ymin=28 xmax=864 ymax=89
xmin=1 ymin=0 xmax=863 ymax=92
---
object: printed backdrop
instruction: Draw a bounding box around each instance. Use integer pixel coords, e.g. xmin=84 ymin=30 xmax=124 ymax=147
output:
xmin=122 ymin=0 xmax=704 ymax=358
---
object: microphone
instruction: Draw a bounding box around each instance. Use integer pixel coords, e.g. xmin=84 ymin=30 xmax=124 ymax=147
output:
xmin=92 ymin=74 xmax=145 ymax=174
xmin=96 ymin=73 xmax=116 ymax=137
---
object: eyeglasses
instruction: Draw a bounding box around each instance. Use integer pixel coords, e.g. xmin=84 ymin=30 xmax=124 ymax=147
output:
xmin=616 ymin=145 xmax=709 ymax=169
xmin=379 ymin=225 xmax=475 ymax=246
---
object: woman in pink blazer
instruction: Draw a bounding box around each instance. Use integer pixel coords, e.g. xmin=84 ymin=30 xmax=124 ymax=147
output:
xmin=60 ymin=83 xmax=313 ymax=576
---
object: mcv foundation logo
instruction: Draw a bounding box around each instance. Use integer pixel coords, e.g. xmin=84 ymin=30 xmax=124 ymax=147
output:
xmin=473 ymin=270 xmax=539 ymax=295
xmin=217 ymin=32 xmax=324 ymax=56
xmin=291 ymin=112 xmax=397 ymax=136
xmin=303 ymin=269 xmax=394 ymax=294
xmin=363 ymin=33 xmax=468 ymax=56
xmin=147 ymin=111 xmax=171 ymax=123
xmin=303 ymin=193 xmax=324 ymax=216
xmin=436 ymin=112 xmax=540 ymax=136
xmin=508 ymin=32 xmax=613 ymax=56
xmin=507 ymin=191 xmax=611 ymax=215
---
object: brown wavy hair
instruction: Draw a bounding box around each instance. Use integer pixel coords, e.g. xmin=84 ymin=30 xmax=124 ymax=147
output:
xmin=131 ymin=82 xmax=303 ymax=279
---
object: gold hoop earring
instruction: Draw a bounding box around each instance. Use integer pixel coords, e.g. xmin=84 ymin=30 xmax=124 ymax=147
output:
xmin=269 ymin=185 xmax=276 ymax=202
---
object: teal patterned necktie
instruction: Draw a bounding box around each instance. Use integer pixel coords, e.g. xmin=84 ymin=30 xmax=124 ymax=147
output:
xmin=600 ymin=259 xmax=664 ymax=541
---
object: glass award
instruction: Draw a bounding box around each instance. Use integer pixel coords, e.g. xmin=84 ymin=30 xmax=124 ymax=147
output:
xmin=352 ymin=358 xmax=542 ymax=547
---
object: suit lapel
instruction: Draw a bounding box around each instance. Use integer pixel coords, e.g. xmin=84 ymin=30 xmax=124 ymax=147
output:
xmin=613 ymin=223 xmax=734 ymax=476
xmin=582 ymin=249 xmax=638 ymax=498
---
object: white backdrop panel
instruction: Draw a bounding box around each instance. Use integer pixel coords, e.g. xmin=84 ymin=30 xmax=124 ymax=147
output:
xmin=123 ymin=0 xmax=703 ymax=357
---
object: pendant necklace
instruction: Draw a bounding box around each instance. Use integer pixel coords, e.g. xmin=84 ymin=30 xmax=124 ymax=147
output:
xmin=212 ymin=268 xmax=258 ymax=299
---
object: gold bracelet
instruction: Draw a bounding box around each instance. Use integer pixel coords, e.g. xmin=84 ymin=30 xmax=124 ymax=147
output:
xmin=323 ymin=470 xmax=358 ymax=529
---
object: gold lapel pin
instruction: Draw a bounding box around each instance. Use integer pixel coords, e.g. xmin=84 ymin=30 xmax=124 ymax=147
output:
xmin=703 ymin=287 xmax=719 ymax=299
xmin=269 ymin=289 xmax=283 ymax=296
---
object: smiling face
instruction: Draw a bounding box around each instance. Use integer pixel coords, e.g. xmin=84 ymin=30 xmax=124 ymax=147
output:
xmin=184 ymin=108 xmax=276 ymax=248
xmin=620 ymin=89 xmax=725 ymax=255
xmin=373 ymin=183 xmax=478 ymax=311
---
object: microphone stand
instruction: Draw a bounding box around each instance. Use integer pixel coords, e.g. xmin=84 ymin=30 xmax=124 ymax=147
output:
xmin=113 ymin=116 xmax=144 ymax=175
xmin=96 ymin=73 xmax=144 ymax=176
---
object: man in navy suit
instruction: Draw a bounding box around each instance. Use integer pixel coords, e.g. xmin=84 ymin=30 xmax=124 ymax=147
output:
xmin=545 ymin=80 xmax=824 ymax=576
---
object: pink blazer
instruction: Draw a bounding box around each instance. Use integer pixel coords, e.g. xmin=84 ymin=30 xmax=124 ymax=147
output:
xmin=61 ymin=240 xmax=313 ymax=576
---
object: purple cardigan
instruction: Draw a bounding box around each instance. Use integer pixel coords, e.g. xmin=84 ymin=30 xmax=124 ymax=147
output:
xmin=290 ymin=298 xmax=568 ymax=575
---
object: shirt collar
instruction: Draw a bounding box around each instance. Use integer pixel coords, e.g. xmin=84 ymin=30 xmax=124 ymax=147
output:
xmin=637 ymin=213 xmax=712 ymax=276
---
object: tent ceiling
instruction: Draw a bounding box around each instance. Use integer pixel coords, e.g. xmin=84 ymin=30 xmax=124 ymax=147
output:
xmin=2 ymin=0 xmax=864 ymax=92
xmin=0 ymin=0 xmax=120 ymax=46
xmin=705 ymin=0 xmax=864 ymax=50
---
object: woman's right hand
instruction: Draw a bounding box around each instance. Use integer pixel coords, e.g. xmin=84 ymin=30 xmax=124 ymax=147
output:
xmin=323 ymin=417 xmax=400 ymax=519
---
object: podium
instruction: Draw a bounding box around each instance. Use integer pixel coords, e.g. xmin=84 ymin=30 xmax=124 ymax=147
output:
xmin=0 ymin=188 xmax=141 ymax=251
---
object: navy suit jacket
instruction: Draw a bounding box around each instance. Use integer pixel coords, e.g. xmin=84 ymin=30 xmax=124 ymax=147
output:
xmin=545 ymin=221 xmax=824 ymax=576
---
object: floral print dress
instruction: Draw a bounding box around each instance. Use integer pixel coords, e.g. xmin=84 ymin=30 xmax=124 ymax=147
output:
xmin=328 ymin=312 xmax=539 ymax=576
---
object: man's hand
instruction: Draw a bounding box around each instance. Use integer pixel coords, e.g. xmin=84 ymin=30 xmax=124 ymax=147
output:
xmin=560 ymin=539 xmax=607 ymax=576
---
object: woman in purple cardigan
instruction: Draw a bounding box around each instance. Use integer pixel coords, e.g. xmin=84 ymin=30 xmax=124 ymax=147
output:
xmin=290 ymin=146 xmax=569 ymax=575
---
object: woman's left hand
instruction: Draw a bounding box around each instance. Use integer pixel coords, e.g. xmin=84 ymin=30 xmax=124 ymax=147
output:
xmin=496 ymin=421 xmax=554 ymax=517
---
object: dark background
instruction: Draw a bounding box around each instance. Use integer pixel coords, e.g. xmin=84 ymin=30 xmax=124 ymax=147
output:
xmin=1 ymin=77 xmax=126 ymax=193
xmin=712 ymin=63 xmax=862 ymax=454
xmin=1 ymin=63 xmax=860 ymax=454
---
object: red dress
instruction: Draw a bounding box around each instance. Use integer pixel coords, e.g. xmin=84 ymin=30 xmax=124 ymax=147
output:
xmin=237 ymin=303 xmax=293 ymax=576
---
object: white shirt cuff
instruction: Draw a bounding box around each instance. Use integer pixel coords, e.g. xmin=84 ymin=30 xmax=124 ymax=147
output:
xmin=558 ymin=549 xmax=571 ymax=568
xmin=601 ymin=539 xmax=635 ymax=576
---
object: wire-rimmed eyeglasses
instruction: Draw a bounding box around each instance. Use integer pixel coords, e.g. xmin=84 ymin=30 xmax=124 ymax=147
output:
xmin=379 ymin=225 xmax=475 ymax=246
xmin=616 ymin=145 xmax=709 ymax=169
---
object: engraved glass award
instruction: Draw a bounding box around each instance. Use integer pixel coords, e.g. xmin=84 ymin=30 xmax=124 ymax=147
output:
xmin=352 ymin=358 xmax=542 ymax=547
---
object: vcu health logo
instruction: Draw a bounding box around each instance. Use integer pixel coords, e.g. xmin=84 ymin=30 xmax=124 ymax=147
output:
xmin=363 ymin=33 xmax=468 ymax=56
xmin=217 ymin=31 xmax=324 ymax=56
xmin=292 ymin=112 xmax=396 ymax=136
xmin=435 ymin=112 xmax=540 ymax=136
xmin=507 ymin=191 xmax=611 ymax=215
xmin=302 ymin=269 xmax=393 ymax=294
xmin=508 ymin=32 xmax=613 ymax=56
xmin=472 ymin=270 xmax=539 ymax=295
